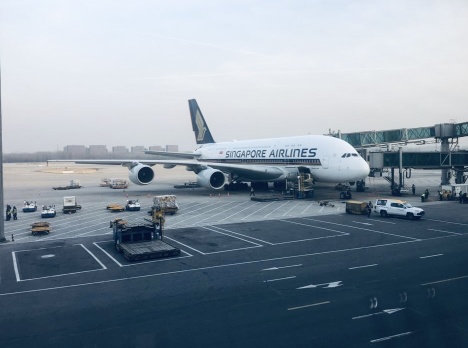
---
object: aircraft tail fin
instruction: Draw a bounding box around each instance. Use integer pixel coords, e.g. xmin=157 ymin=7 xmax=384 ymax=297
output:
xmin=189 ymin=99 xmax=215 ymax=144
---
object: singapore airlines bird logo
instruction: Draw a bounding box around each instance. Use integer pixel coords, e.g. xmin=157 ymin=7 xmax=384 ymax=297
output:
xmin=195 ymin=111 xmax=207 ymax=142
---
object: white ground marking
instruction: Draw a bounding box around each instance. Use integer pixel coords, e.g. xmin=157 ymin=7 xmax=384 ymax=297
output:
xmin=419 ymin=254 xmax=443 ymax=259
xmin=193 ymin=201 xmax=244 ymax=224
xmin=263 ymin=276 xmax=296 ymax=283
xmin=242 ymin=201 xmax=275 ymax=220
xmin=352 ymin=307 xmax=405 ymax=320
xmin=425 ymin=218 xmax=468 ymax=226
xmin=367 ymin=219 xmax=396 ymax=224
xmin=208 ymin=225 xmax=274 ymax=245
xmin=287 ymin=301 xmax=330 ymax=311
xmin=283 ymin=202 xmax=300 ymax=216
xmin=215 ymin=202 xmax=261 ymax=223
xmin=202 ymin=226 xmax=263 ymax=247
xmin=297 ymin=281 xmax=342 ymax=289
xmin=421 ymin=274 xmax=468 ymax=286
xmin=1 ymin=239 xmax=424 ymax=297
xmin=93 ymin=241 xmax=193 ymax=267
xmin=352 ymin=221 xmax=373 ymax=226
xmin=348 ymin=264 xmax=378 ymax=270
xmin=370 ymin=331 xmax=413 ymax=343
xmin=263 ymin=201 xmax=291 ymax=219
xmin=302 ymin=217 xmax=420 ymax=241
xmin=262 ymin=264 xmax=302 ymax=271
xmin=427 ymin=229 xmax=461 ymax=235
xmin=40 ymin=254 xmax=55 ymax=259
xmin=77 ymin=244 xmax=108 ymax=270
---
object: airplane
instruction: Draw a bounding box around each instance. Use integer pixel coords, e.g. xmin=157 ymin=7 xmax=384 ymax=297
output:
xmin=50 ymin=99 xmax=370 ymax=190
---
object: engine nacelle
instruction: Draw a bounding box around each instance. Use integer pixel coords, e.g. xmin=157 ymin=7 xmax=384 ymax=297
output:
xmin=197 ymin=168 xmax=226 ymax=190
xmin=128 ymin=164 xmax=155 ymax=185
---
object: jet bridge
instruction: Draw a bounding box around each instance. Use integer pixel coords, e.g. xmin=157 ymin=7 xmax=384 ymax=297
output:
xmin=335 ymin=122 xmax=468 ymax=148
xmin=332 ymin=122 xmax=468 ymax=187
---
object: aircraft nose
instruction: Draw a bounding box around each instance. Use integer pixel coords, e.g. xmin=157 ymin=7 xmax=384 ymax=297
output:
xmin=359 ymin=158 xmax=370 ymax=178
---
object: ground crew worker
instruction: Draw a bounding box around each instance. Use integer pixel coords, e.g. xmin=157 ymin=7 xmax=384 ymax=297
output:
xmin=460 ymin=191 xmax=463 ymax=204
xmin=425 ymin=189 xmax=429 ymax=200
xmin=6 ymin=205 xmax=11 ymax=221
xmin=250 ymin=186 xmax=255 ymax=197
xmin=12 ymin=206 xmax=17 ymax=220
xmin=366 ymin=203 xmax=372 ymax=217
xmin=412 ymin=184 xmax=416 ymax=195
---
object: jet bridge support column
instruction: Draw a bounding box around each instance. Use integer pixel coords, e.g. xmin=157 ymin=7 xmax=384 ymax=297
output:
xmin=398 ymin=147 xmax=404 ymax=189
xmin=435 ymin=123 xmax=456 ymax=186
xmin=440 ymin=139 xmax=450 ymax=185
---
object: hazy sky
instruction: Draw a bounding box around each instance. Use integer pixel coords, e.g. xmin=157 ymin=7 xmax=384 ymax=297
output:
xmin=1 ymin=0 xmax=467 ymax=153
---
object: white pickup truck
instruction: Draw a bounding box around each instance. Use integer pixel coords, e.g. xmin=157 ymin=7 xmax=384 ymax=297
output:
xmin=374 ymin=199 xmax=425 ymax=220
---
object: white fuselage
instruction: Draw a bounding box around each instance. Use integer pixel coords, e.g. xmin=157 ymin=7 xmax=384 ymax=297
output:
xmin=193 ymin=135 xmax=370 ymax=183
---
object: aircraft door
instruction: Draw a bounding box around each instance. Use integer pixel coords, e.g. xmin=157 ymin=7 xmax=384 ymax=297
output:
xmin=321 ymin=156 xmax=329 ymax=169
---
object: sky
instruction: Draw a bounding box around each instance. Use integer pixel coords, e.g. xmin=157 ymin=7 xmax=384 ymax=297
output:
xmin=0 ymin=0 xmax=467 ymax=153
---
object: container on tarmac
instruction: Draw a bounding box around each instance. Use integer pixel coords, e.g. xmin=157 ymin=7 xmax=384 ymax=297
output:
xmin=345 ymin=200 xmax=368 ymax=215
xmin=152 ymin=195 xmax=179 ymax=215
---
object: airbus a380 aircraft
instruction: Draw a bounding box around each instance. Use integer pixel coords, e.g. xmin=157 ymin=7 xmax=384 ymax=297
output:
xmin=53 ymin=99 xmax=369 ymax=190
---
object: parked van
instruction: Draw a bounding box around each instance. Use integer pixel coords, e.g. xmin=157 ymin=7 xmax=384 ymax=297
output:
xmin=374 ymin=199 xmax=425 ymax=220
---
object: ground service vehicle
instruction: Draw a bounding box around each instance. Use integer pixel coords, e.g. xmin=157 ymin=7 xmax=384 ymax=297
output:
xmin=41 ymin=205 xmax=56 ymax=218
xmin=53 ymin=179 xmax=82 ymax=190
xmin=106 ymin=203 xmax=125 ymax=212
xmin=23 ymin=201 xmax=37 ymax=212
xmin=111 ymin=219 xmax=180 ymax=261
xmin=62 ymin=196 xmax=81 ymax=214
xmin=31 ymin=222 xmax=51 ymax=235
xmin=374 ymin=199 xmax=425 ymax=220
xmin=125 ymin=199 xmax=141 ymax=211
xmin=109 ymin=179 xmax=129 ymax=189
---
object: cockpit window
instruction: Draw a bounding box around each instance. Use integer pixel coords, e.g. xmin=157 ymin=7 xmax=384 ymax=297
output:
xmin=346 ymin=153 xmax=351 ymax=157
xmin=352 ymin=153 xmax=358 ymax=157
xmin=341 ymin=154 xmax=347 ymax=158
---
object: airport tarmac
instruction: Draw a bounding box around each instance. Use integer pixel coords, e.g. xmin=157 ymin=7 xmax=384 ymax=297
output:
xmin=1 ymin=163 xmax=468 ymax=347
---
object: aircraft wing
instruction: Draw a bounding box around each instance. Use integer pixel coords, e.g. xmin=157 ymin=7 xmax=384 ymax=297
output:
xmin=48 ymin=159 xmax=284 ymax=180
xmin=144 ymin=150 xmax=201 ymax=159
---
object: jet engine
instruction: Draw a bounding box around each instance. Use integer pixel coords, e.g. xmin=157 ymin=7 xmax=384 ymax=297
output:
xmin=128 ymin=164 xmax=155 ymax=185
xmin=197 ymin=168 xmax=226 ymax=190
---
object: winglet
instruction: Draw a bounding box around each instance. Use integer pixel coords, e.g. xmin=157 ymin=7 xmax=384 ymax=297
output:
xmin=189 ymin=99 xmax=215 ymax=144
